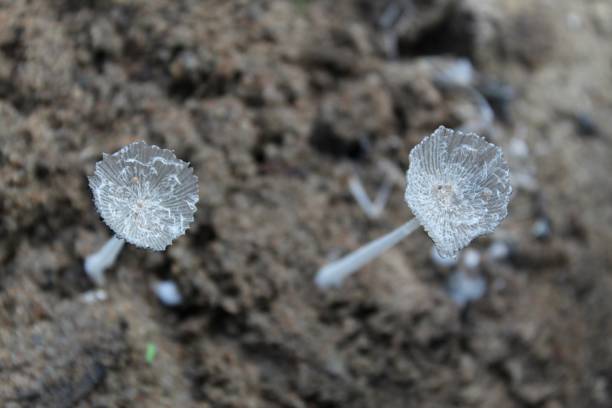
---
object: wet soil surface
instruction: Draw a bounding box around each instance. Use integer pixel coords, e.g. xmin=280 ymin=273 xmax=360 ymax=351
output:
xmin=1 ymin=0 xmax=612 ymax=407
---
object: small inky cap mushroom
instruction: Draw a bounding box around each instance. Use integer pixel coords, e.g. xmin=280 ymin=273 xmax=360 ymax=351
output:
xmin=405 ymin=126 xmax=511 ymax=258
xmin=89 ymin=141 xmax=199 ymax=251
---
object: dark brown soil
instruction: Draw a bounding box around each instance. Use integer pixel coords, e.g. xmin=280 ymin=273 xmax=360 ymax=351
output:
xmin=1 ymin=0 xmax=612 ymax=407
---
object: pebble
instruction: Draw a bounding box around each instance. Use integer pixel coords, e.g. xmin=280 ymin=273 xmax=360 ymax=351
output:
xmin=574 ymin=112 xmax=599 ymax=137
xmin=440 ymin=58 xmax=475 ymax=87
xmin=532 ymin=218 xmax=551 ymax=240
xmin=448 ymin=270 xmax=486 ymax=307
xmin=508 ymin=138 xmax=529 ymax=159
xmin=80 ymin=289 xmax=108 ymax=304
xmin=487 ymin=241 xmax=510 ymax=261
xmin=153 ymin=280 xmax=183 ymax=307
xmin=462 ymin=248 xmax=481 ymax=270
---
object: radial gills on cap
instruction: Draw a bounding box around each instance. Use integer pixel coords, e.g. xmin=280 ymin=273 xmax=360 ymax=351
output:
xmin=405 ymin=126 xmax=512 ymax=258
xmin=89 ymin=141 xmax=199 ymax=251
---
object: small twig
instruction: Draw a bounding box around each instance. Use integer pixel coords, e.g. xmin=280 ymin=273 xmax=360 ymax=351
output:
xmin=348 ymin=174 xmax=393 ymax=219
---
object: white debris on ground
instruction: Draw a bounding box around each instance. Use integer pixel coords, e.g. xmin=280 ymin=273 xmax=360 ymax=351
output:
xmin=440 ymin=248 xmax=489 ymax=307
xmin=153 ymin=280 xmax=183 ymax=306
xmin=487 ymin=241 xmax=510 ymax=261
xmin=348 ymin=160 xmax=403 ymax=220
xmin=448 ymin=270 xmax=487 ymax=307
xmin=507 ymin=129 xmax=539 ymax=193
xmin=532 ymin=218 xmax=552 ymax=239
xmin=80 ymin=289 xmax=108 ymax=304
xmin=508 ymin=137 xmax=530 ymax=159
xmin=431 ymin=58 xmax=494 ymax=134
xmin=437 ymin=58 xmax=475 ymax=87
xmin=348 ymin=175 xmax=393 ymax=220
xmin=462 ymin=248 xmax=481 ymax=270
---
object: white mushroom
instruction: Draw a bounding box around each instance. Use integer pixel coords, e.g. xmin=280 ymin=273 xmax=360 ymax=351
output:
xmin=84 ymin=141 xmax=199 ymax=285
xmin=315 ymin=126 xmax=511 ymax=289
xmin=405 ymin=126 xmax=511 ymax=258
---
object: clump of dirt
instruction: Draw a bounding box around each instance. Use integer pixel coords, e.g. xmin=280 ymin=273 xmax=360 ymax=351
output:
xmin=0 ymin=295 xmax=128 ymax=407
xmin=1 ymin=0 xmax=612 ymax=407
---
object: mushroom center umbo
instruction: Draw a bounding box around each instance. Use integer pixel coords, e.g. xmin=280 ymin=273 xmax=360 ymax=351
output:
xmin=131 ymin=198 xmax=151 ymax=220
xmin=432 ymin=183 xmax=456 ymax=206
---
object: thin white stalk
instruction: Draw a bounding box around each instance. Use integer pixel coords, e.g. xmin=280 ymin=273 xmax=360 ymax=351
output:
xmin=84 ymin=235 xmax=125 ymax=285
xmin=315 ymin=218 xmax=421 ymax=288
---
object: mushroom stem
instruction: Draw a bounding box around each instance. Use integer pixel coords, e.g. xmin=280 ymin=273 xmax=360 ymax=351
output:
xmin=315 ymin=218 xmax=421 ymax=288
xmin=84 ymin=235 xmax=125 ymax=285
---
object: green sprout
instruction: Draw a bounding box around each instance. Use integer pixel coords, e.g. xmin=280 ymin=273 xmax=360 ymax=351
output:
xmin=145 ymin=342 xmax=157 ymax=365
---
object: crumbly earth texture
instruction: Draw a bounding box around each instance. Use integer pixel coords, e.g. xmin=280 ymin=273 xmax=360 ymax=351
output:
xmin=1 ymin=0 xmax=612 ymax=407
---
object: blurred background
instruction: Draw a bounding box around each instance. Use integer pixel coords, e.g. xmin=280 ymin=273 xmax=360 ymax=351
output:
xmin=1 ymin=0 xmax=612 ymax=407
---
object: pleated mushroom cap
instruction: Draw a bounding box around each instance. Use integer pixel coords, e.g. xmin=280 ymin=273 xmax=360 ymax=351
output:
xmin=405 ymin=126 xmax=511 ymax=258
xmin=89 ymin=141 xmax=199 ymax=251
